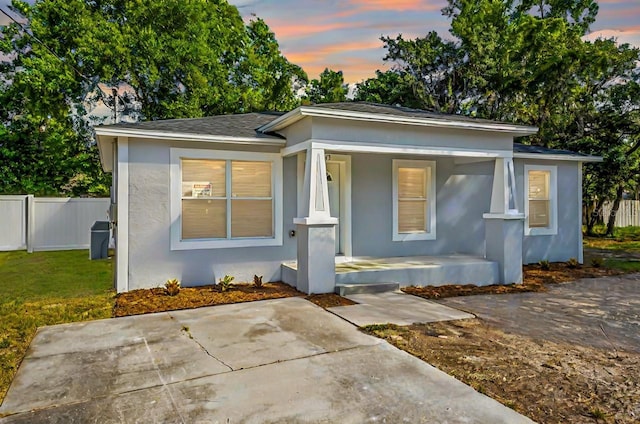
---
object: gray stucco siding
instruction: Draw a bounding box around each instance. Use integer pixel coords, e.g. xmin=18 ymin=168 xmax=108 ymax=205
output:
xmin=350 ymin=154 xmax=493 ymax=258
xmin=516 ymin=159 xmax=581 ymax=263
xmin=312 ymin=117 xmax=514 ymax=152
xmin=126 ymin=139 xmax=297 ymax=290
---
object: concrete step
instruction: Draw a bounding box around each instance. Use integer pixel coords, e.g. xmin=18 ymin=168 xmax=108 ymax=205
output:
xmin=335 ymin=282 xmax=400 ymax=297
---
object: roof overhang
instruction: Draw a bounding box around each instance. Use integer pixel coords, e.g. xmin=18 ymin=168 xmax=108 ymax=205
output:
xmin=258 ymin=106 xmax=539 ymax=137
xmin=513 ymin=152 xmax=603 ymax=162
xmin=94 ymin=127 xmax=286 ymax=172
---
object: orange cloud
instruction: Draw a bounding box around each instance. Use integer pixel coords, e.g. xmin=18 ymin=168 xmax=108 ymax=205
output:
xmin=266 ymin=20 xmax=363 ymax=38
xmin=349 ymin=0 xmax=442 ymax=11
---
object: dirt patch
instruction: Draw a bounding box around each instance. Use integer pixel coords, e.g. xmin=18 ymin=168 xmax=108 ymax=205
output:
xmin=306 ymin=293 xmax=357 ymax=308
xmin=364 ymin=320 xmax=640 ymax=423
xmin=113 ymin=282 xmax=303 ymax=317
xmin=402 ymin=262 xmax=621 ymax=299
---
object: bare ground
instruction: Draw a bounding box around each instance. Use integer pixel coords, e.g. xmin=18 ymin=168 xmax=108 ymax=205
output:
xmin=364 ymin=319 xmax=640 ymax=424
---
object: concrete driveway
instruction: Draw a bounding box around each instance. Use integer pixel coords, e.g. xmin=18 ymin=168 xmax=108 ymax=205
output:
xmin=0 ymin=297 xmax=530 ymax=423
xmin=441 ymin=273 xmax=640 ymax=352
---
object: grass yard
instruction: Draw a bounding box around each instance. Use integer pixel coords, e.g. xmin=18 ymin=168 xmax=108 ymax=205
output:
xmin=584 ymin=225 xmax=640 ymax=252
xmin=0 ymin=250 xmax=114 ymax=403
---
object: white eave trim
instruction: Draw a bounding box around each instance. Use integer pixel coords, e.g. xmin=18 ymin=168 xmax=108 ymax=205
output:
xmin=282 ymin=139 xmax=512 ymax=159
xmin=259 ymin=106 xmax=539 ymax=136
xmin=514 ymin=152 xmax=602 ymax=162
xmin=94 ymin=127 xmax=286 ymax=146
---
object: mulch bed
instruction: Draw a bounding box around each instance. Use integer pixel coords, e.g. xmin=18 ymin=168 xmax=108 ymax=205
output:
xmin=306 ymin=293 xmax=357 ymax=308
xmin=113 ymin=282 xmax=304 ymax=317
xmin=402 ymin=262 xmax=621 ymax=300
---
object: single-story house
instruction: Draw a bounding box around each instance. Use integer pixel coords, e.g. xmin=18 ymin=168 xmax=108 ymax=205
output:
xmin=95 ymin=102 xmax=601 ymax=294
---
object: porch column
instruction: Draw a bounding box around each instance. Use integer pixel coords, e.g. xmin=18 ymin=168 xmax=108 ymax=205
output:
xmin=483 ymin=157 xmax=524 ymax=284
xmin=294 ymin=148 xmax=338 ymax=294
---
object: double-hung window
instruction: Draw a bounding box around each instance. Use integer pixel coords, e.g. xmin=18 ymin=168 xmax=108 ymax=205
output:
xmin=392 ymin=159 xmax=436 ymax=241
xmin=171 ymin=148 xmax=282 ymax=250
xmin=524 ymin=164 xmax=557 ymax=236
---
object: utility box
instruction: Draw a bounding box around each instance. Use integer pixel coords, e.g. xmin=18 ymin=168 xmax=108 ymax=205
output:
xmin=90 ymin=221 xmax=110 ymax=260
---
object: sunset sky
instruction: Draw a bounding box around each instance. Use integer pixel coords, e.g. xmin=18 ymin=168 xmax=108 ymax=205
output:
xmin=1 ymin=0 xmax=638 ymax=83
xmin=229 ymin=0 xmax=640 ymax=82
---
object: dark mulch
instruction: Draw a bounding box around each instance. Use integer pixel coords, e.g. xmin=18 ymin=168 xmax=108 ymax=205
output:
xmin=113 ymin=282 xmax=304 ymax=317
xmin=402 ymin=262 xmax=621 ymax=300
xmin=305 ymin=293 xmax=357 ymax=308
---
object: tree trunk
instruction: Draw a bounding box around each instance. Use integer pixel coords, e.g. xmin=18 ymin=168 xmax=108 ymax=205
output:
xmin=605 ymin=185 xmax=624 ymax=236
xmin=586 ymin=197 xmax=606 ymax=235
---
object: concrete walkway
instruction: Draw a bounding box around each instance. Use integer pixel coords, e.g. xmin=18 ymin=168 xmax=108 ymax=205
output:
xmin=441 ymin=273 xmax=640 ymax=352
xmin=328 ymin=290 xmax=474 ymax=326
xmin=0 ymin=297 xmax=530 ymax=423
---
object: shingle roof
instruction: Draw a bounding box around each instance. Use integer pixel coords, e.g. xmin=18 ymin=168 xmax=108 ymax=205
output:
xmin=98 ymin=111 xmax=285 ymax=139
xmin=513 ymin=143 xmax=596 ymax=158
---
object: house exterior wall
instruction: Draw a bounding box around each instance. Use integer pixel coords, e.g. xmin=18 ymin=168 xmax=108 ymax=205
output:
xmin=311 ymin=117 xmax=515 ymax=152
xmin=125 ymin=138 xmax=297 ymax=290
xmin=350 ymin=154 xmax=494 ymax=257
xmin=515 ymin=159 xmax=581 ymax=263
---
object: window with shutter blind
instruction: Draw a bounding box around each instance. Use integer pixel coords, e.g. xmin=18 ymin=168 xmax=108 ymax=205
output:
xmin=392 ymin=159 xmax=436 ymax=241
xmin=170 ymin=148 xmax=283 ymax=250
xmin=524 ymin=165 xmax=557 ymax=236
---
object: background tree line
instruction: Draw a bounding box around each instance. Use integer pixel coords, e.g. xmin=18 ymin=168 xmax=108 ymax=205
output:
xmin=1 ymin=0 xmax=638 ymax=235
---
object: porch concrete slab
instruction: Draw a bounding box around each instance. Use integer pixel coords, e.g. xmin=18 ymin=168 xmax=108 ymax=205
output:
xmin=328 ymin=291 xmax=474 ymax=326
xmin=1 ymin=297 xmax=532 ymax=423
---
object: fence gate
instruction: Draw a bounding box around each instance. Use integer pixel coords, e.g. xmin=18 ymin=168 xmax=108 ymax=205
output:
xmin=0 ymin=195 xmax=28 ymax=251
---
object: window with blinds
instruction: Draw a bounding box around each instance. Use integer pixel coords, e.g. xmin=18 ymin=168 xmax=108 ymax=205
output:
xmin=397 ymin=167 xmax=427 ymax=233
xmin=181 ymin=159 xmax=273 ymax=240
xmin=527 ymin=170 xmax=550 ymax=228
xmin=393 ymin=159 xmax=436 ymax=241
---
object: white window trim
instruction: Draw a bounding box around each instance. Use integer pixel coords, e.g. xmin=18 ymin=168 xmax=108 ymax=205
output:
xmin=392 ymin=159 xmax=437 ymax=241
xmin=170 ymin=148 xmax=283 ymax=250
xmin=524 ymin=164 xmax=557 ymax=236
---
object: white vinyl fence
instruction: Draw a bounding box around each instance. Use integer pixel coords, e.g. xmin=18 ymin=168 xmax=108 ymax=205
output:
xmin=0 ymin=195 xmax=110 ymax=252
xmin=603 ymin=200 xmax=640 ymax=227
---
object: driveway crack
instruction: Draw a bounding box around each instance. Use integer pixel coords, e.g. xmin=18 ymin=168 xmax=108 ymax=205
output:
xmin=178 ymin=323 xmax=234 ymax=372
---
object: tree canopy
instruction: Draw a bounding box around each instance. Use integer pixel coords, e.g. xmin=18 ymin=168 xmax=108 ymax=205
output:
xmin=0 ymin=0 xmax=305 ymax=196
xmin=303 ymin=68 xmax=348 ymax=104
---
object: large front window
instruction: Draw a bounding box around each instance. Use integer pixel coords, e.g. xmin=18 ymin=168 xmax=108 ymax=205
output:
xmin=171 ymin=149 xmax=282 ymax=250
xmin=524 ymin=165 xmax=557 ymax=236
xmin=392 ymin=159 xmax=436 ymax=241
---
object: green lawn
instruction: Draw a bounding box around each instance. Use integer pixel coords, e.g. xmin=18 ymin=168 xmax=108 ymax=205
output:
xmin=584 ymin=226 xmax=640 ymax=252
xmin=0 ymin=250 xmax=114 ymax=404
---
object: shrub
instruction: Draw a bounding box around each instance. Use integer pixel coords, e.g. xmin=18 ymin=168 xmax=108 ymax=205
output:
xmin=217 ymin=275 xmax=234 ymax=292
xmin=590 ymin=257 xmax=604 ymax=268
xmin=538 ymin=260 xmax=550 ymax=271
xmin=164 ymin=279 xmax=181 ymax=296
xmin=566 ymin=258 xmax=580 ymax=269
xmin=253 ymin=274 xmax=263 ymax=288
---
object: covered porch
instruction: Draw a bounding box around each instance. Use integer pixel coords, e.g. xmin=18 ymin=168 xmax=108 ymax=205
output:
xmin=281 ymin=254 xmax=500 ymax=293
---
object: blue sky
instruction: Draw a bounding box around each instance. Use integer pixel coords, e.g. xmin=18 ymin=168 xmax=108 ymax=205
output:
xmin=1 ymin=0 xmax=639 ymax=83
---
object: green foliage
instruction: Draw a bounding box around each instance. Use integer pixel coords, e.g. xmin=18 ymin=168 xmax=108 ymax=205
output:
xmin=538 ymin=260 xmax=550 ymax=271
xmin=0 ymin=0 xmax=303 ymax=196
xmin=590 ymin=257 xmax=603 ymax=268
xmin=217 ymin=275 xmax=234 ymax=292
xmin=164 ymin=279 xmax=181 ymax=296
xmin=566 ymin=258 xmax=580 ymax=269
xmin=253 ymin=274 xmax=263 ymax=288
xmin=604 ymin=259 xmax=640 ymax=273
xmin=304 ymin=68 xmax=347 ymax=104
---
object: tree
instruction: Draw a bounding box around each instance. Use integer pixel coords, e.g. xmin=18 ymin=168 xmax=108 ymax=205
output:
xmin=354 ymin=70 xmax=420 ymax=107
xmin=304 ymin=68 xmax=348 ymax=104
xmin=0 ymin=0 xmax=304 ymax=195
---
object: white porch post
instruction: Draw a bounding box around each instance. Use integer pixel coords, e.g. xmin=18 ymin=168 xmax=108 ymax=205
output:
xmin=294 ymin=148 xmax=338 ymax=294
xmin=483 ymin=157 xmax=525 ymax=284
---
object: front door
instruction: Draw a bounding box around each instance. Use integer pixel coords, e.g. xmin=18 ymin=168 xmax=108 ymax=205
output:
xmin=327 ymin=161 xmax=341 ymax=254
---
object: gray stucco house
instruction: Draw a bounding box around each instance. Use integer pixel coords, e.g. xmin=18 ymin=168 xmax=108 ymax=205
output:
xmin=96 ymin=102 xmax=600 ymax=294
